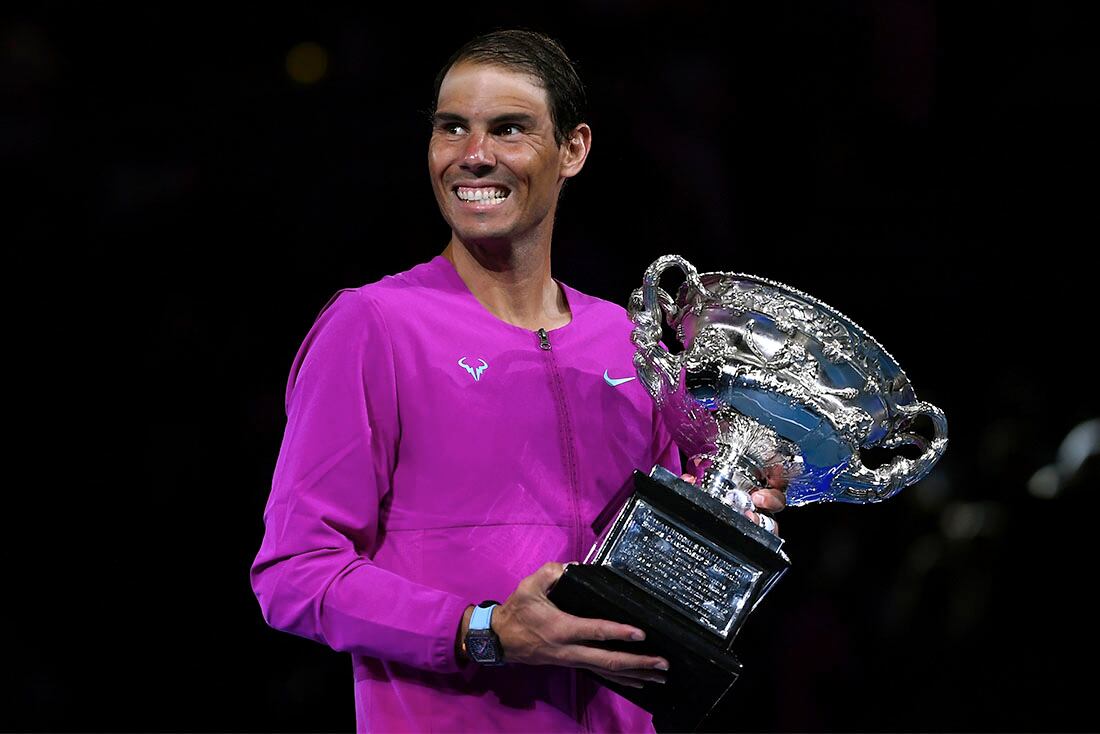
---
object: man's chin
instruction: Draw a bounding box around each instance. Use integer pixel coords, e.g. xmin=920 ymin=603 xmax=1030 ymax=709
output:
xmin=451 ymin=225 xmax=519 ymax=248
xmin=453 ymin=235 xmax=517 ymax=253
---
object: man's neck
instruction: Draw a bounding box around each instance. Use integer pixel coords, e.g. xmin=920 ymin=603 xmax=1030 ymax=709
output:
xmin=442 ymin=237 xmax=571 ymax=332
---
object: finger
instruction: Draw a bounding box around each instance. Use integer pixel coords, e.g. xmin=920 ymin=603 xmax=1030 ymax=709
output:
xmin=556 ymin=643 xmax=668 ymax=675
xmin=680 ymin=473 xmax=697 ymax=485
xmin=559 ymin=613 xmax=647 ymax=643
xmin=750 ymin=488 xmax=786 ymax=513
xmin=743 ymin=510 xmax=779 ymax=536
xmin=529 ymin=562 xmax=566 ymax=593
xmin=764 ymin=465 xmax=791 ymax=490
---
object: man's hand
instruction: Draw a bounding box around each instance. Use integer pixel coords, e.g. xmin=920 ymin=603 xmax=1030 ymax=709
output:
xmin=681 ymin=467 xmax=788 ymax=536
xmin=487 ymin=562 xmax=668 ymax=689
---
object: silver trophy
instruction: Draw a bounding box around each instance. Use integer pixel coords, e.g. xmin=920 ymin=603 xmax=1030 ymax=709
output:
xmin=629 ymin=253 xmax=948 ymax=512
xmin=549 ymin=254 xmax=948 ymax=731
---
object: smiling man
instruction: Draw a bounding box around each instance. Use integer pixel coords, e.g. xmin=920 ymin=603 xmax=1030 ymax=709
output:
xmin=251 ymin=30 xmax=785 ymax=733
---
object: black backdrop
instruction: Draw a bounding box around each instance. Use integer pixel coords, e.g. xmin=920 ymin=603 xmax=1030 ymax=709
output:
xmin=7 ymin=2 xmax=1097 ymax=731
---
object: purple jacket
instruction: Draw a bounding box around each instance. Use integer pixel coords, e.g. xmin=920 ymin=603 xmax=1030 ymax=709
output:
xmin=251 ymin=256 xmax=680 ymax=732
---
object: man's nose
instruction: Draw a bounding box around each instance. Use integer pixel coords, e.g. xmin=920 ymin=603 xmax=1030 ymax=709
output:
xmin=460 ymin=132 xmax=496 ymax=173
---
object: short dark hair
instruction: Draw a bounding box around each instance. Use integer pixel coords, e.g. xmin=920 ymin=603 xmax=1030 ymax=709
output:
xmin=431 ymin=29 xmax=587 ymax=146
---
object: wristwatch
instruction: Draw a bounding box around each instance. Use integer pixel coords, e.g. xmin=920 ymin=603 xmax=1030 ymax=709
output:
xmin=463 ymin=600 xmax=505 ymax=666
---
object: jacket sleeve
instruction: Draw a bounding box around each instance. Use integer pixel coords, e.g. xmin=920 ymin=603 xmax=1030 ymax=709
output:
xmin=250 ymin=289 xmax=469 ymax=673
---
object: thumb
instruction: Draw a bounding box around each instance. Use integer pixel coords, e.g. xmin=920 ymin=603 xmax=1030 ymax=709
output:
xmin=537 ymin=561 xmax=566 ymax=591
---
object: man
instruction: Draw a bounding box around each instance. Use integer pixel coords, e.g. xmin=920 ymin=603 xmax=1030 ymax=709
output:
xmin=251 ymin=30 xmax=786 ymax=732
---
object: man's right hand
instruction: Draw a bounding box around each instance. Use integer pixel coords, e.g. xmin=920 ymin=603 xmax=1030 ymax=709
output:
xmin=488 ymin=562 xmax=669 ymax=689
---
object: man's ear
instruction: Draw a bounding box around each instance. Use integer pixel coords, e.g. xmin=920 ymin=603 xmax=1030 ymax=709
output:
xmin=559 ymin=123 xmax=592 ymax=180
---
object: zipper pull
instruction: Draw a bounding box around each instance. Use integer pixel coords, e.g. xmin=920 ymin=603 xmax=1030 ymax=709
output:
xmin=536 ymin=328 xmax=552 ymax=350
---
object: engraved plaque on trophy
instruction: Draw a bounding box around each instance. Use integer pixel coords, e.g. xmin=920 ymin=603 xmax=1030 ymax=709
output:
xmin=548 ymin=255 xmax=948 ymax=732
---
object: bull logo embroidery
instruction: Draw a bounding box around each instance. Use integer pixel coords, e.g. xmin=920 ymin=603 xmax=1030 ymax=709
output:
xmin=458 ymin=357 xmax=489 ymax=382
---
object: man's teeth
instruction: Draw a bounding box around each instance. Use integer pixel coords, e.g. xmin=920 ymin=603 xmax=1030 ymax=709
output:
xmin=456 ymin=187 xmax=509 ymax=203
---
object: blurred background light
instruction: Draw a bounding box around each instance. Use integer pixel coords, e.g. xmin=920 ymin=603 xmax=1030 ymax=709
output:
xmin=1057 ymin=418 xmax=1099 ymax=478
xmin=1027 ymin=464 xmax=1060 ymax=499
xmin=286 ymin=41 xmax=328 ymax=85
xmin=940 ymin=501 xmax=1006 ymax=541
xmin=1027 ymin=418 xmax=1099 ymax=499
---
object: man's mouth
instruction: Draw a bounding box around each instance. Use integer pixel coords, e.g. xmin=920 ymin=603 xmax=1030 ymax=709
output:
xmin=454 ymin=186 xmax=511 ymax=205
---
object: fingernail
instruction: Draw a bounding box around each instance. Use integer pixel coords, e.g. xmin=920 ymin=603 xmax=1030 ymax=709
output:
xmin=631 ymin=629 xmax=645 ymax=641
xmin=655 ymin=661 xmax=669 ymax=671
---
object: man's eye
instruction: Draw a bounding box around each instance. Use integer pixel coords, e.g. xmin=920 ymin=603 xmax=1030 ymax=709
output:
xmin=435 ymin=122 xmax=465 ymax=135
xmin=497 ymin=124 xmax=522 ymax=136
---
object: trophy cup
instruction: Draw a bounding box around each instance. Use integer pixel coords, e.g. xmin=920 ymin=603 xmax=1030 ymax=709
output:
xmin=547 ymin=255 xmax=948 ymax=731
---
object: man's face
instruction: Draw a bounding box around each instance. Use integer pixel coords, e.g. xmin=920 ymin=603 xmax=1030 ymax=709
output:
xmin=429 ymin=62 xmax=576 ymax=246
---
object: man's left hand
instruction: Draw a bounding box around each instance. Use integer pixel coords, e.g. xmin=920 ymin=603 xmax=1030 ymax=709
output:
xmin=680 ymin=469 xmax=787 ymax=537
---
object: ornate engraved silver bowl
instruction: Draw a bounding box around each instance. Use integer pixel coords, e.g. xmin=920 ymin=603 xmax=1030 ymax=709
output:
xmin=629 ymin=255 xmax=948 ymax=510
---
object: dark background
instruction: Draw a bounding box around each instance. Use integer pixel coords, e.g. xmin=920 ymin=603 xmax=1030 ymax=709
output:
xmin=7 ymin=1 xmax=1097 ymax=731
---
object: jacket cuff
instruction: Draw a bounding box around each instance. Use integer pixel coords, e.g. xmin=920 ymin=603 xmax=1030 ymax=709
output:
xmin=431 ymin=593 xmax=476 ymax=674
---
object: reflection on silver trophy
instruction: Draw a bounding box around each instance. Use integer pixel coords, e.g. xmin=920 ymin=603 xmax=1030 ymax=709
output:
xmin=629 ymin=254 xmax=948 ymax=515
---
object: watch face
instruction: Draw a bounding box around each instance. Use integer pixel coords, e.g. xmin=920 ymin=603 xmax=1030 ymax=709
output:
xmin=468 ymin=637 xmax=493 ymax=658
xmin=466 ymin=631 xmax=503 ymax=664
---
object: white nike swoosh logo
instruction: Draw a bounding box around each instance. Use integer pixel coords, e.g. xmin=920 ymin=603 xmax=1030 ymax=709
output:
xmin=603 ymin=370 xmax=637 ymax=387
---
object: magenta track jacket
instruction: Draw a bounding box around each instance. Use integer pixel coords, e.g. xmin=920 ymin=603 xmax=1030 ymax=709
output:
xmin=251 ymin=256 xmax=680 ymax=732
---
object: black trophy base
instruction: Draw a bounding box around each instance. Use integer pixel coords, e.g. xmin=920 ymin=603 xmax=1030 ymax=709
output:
xmin=548 ymin=563 xmax=742 ymax=733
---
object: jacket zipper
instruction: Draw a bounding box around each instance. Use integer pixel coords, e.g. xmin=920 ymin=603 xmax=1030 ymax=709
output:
xmin=534 ymin=328 xmax=582 ymax=558
xmin=535 ymin=327 xmax=589 ymax=733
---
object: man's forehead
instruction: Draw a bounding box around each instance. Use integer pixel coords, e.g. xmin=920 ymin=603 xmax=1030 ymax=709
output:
xmin=436 ymin=62 xmax=551 ymax=118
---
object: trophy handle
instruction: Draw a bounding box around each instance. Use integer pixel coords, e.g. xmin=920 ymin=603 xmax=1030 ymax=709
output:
xmin=641 ymin=254 xmax=707 ymax=320
xmin=630 ymin=256 xmax=706 ymax=400
xmin=841 ymin=400 xmax=949 ymax=501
